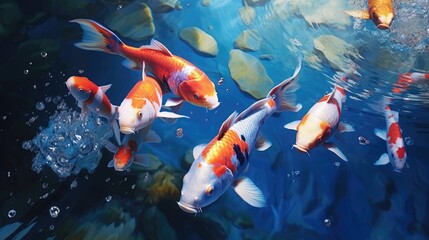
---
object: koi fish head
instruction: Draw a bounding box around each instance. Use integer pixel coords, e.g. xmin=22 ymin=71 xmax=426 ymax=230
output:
xmin=295 ymin=115 xmax=331 ymax=152
xmin=371 ymin=10 xmax=394 ymax=30
xmin=118 ymin=98 xmax=157 ymax=134
xmin=113 ymin=145 xmax=133 ymax=171
xmin=178 ymin=76 xmax=219 ymax=110
xmin=65 ymin=76 xmax=94 ymax=102
xmin=178 ymin=159 xmax=232 ymax=213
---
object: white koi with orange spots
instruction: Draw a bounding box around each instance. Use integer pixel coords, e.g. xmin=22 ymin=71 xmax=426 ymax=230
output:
xmin=284 ymin=85 xmax=354 ymax=161
xmin=65 ymin=76 xmax=121 ymax=144
xmin=117 ymin=63 xmax=189 ymax=134
xmin=374 ymin=105 xmax=407 ymax=172
xmin=178 ymin=60 xmax=302 ymax=214
xmin=105 ymin=125 xmax=161 ymax=171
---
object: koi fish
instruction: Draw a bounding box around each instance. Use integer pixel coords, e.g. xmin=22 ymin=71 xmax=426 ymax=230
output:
xmin=65 ymin=76 xmax=121 ymax=144
xmin=374 ymin=105 xmax=407 ymax=172
xmin=70 ymin=19 xmax=219 ymax=110
xmin=392 ymin=72 xmax=429 ymax=94
xmin=177 ymin=60 xmax=302 ymax=213
xmin=345 ymin=0 xmax=395 ymax=30
xmin=118 ymin=63 xmax=189 ymax=134
xmin=105 ymin=125 xmax=161 ymax=171
xmin=284 ymin=85 xmax=354 ymax=161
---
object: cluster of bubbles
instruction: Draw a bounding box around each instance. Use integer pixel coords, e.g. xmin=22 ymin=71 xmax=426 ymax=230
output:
xmin=49 ymin=206 xmax=60 ymax=218
xmin=22 ymin=110 xmax=112 ymax=178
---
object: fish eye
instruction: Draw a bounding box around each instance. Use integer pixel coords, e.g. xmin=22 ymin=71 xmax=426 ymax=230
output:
xmin=79 ymin=88 xmax=83 ymax=92
xmin=193 ymin=93 xmax=200 ymax=100
xmin=205 ymin=185 xmax=214 ymax=196
xmin=137 ymin=111 xmax=143 ymax=119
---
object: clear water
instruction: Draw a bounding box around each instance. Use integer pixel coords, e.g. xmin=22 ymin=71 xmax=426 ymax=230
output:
xmin=1 ymin=0 xmax=428 ymax=239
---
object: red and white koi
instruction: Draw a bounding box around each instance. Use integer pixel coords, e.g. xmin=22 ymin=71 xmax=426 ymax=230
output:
xmin=374 ymin=105 xmax=407 ymax=172
xmin=65 ymin=76 xmax=121 ymax=144
xmin=177 ymin=60 xmax=302 ymax=213
xmin=392 ymin=72 xmax=429 ymax=94
xmin=105 ymin=125 xmax=161 ymax=171
xmin=70 ymin=19 xmax=219 ymax=110
xmin=284 ymin=85 xmax=354 ymax=161
xmin=118 ymin=63 xmax=188 ymax=134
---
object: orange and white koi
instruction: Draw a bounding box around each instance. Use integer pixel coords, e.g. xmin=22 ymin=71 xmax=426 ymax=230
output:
xmin=374 ymin=105 xmax=407 ymax=172
xmin=105 ymin=125 xmax=161 ymax=171
xmin=284 ymin=85 xmax=354 ymax=161
xmin=345 ymin=0 xmax=395 ymax=30
xmin=70 ymin=19 xmax=219 ymax=110
xmin=118 ymin=63 xmax=188 ymax=134
xmin=178 ymin=60 xmax=302 ymax=213
xmin=392 ymin=72 xmax=429 ymax=94
xmin=65 ymin=76 xmax=121 ymax=144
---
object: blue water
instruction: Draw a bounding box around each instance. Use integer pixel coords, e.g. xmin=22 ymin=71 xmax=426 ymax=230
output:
xmin=1 ymin=0 xmax=429 ymax=239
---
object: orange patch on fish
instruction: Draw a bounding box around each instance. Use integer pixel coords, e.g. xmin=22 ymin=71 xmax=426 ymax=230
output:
xmin=202 ymin=130 xmax=249 ymax=177
xmin=396 ymin=146 xmax=406 ymax=160
xmin=267 ymin=98 xmax=276 ymax=108
xmin=126 ymin=77 xmax=162 ymax=109
xmin=115 ymin=145 xmax=132 ymax=167
xmin=336 ymin=86 xmax=346 ymax=96
xmin=387 ymin=122 xmax=401 ymax=144
xmin=128 ymin=139 xmax=138 ymax=152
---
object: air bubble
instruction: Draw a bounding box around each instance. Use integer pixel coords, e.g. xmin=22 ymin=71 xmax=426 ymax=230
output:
xmin=105 ymin=177 xmax=110 ymax=182
xmin=70 ymin=180 xmax=78 ymax=189
xmin=218 ymin=77 xmax=224 ymax=85
xmin=49 ymin=225 xmax=55 ymax=231
xmin=105 ymin=195 xmax=112 ymax=202
xmin=8 ymin=209 xmax=16 ymax=218
xmin=24 ymin=70 xmax=29 ymax=75
xmin=22 ymin=140 xmax=33 ymax=150
xmin=176 ymin=128 xmax=184 ymax=138
xmin=49 ymin=206 xmax=60 ymax=218
xmin=36 ymin=102 xmax=45 ymax=111
xmin=131 ymin=184 xmax=136 ymax=189
xmin=42 ymin=182 xmax=49 ymax=189
xmin=404 ymin=137 xmax=414 ymax=146
xmin=78 ymin=69 xmax=84 ymax=74
xmin=358 ymin=136 xmax=370 ymax=145
xmin=333 ymin=162 xmax=341 ymax=167
xmin=117 ymin=4 xmax=123 ymax=9
xmin=41 ymin=51 xmax=48 ymax=58
xmin=324 ymin=218 xmax=331 ymax=227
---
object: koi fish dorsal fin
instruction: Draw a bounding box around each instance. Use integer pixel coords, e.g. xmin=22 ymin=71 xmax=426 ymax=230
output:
xmin=122 ymin=59 xmax=140 ymax=70
xmin=140 ymin=39 xmax=174 ymax=57
xmin=99 ymin=84 xmax=112 ymax=93
xmin=325 ymin=87 xmax=337 ymax=103
xmin=344 ymin=10 xmax=370 ymax=20
xmin=236 ymin=99 xmax=269 ymax=122
xmin=217 ymin=111 xmax=239 ymax=140
xmin=141 ymin=62 xmax=147 ymax=81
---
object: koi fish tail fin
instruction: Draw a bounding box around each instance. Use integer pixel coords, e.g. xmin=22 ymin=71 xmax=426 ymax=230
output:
xmin=268 ymin=58 xmax=302 ymax=113
xmin=70 ymin=19 xmax=124 ymax=55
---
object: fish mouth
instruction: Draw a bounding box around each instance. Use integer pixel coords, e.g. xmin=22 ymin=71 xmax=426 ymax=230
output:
xmin=376 ymin=23 xmax=390 ymax=30
xmin=292 ymin=144 xmax=310 ymax=154
xmin=120 ymin=127 xmax=135 ymax=134
xmin=177 ymin=201 xmax=200 ymax=214
xmin=207 ymin=102 xmax=220 ymax=110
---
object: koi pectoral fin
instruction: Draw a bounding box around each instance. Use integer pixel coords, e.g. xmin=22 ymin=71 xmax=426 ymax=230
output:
xmin=323 ymin=142 xmax=348 ymax=161
xmin=374 ymin=153 xmax=389 ymax=166
xmin=338 ymin=122 xmax=354 ymax=133
xmin=232 ymin=177 xmax=266 ymax=208
xmin=134 ymin=154 xmax=151 ymax=168
xmin=374 ymin=128 xmax=387 ymax=141
xmin=107 ymin=160 xmax=115 ymax=168
xmin=105 ymin=141 xmax=118 ymax=153
xmin=344 ymin=10 xmax=370 ymax=19
xmin=255 ymin=132 xmax=272 ymax=151
xmin=284 ymin=120 xmax=300 ymax=131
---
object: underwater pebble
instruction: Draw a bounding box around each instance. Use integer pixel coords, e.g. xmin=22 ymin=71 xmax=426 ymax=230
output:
xmin=49 ymin=206 xmax=60 ymax=218
xmin=179 ymin=27 xmax=219 ymax=56
xmin=358 ymin=136 xmax=370 ymax=145
xmin=8 ymin=209 xmax=16 ymax=218
xmin=405 ymin=137 xmax=414 ymax=146
xmin=36 ymin=102 xmax=45 ymax=111
xmin=105 ymin=195 xmax=112 ymax=202
xmin=176 ymin=128 xmax=184 ymax=138
xmin=324 ymin=218 xmax=331 ymax=227
xmin=40 ymin=51 xmax=48 ymax=58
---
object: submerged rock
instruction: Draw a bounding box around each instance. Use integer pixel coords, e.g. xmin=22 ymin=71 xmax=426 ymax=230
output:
xmin=143 ymin=0 xmax=180 ymax=13
xmin=239 ymin=6 xmax=256 ymax=26
xmin=244 ymin=0 xmax=270 ymax=6
xmin=181 ymin=149 xmax=194 ymax=169
xmin=234 ymin=30 xmax=262 ymax=51
xmin=179 ymin=27 xmax=218 ymax=57
xmin=228 ymin=49 xmax=273 ymax=99
xmin=142 ymin=206 xmax=177 ymax=239
xmin=201 ymin=0 xmax=211 ymax=7
xmin=105 ymin=2 xmax=155 ymax=41
xmin=233 ymin=212 xmax=254 ymax=229
xmin=49 ymin=0 xmax=99 ymax=18
xmin=313 ymin=34 xmax=361 ymax=71
xmin=0 ymin=0 xmax=24 ymax=42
